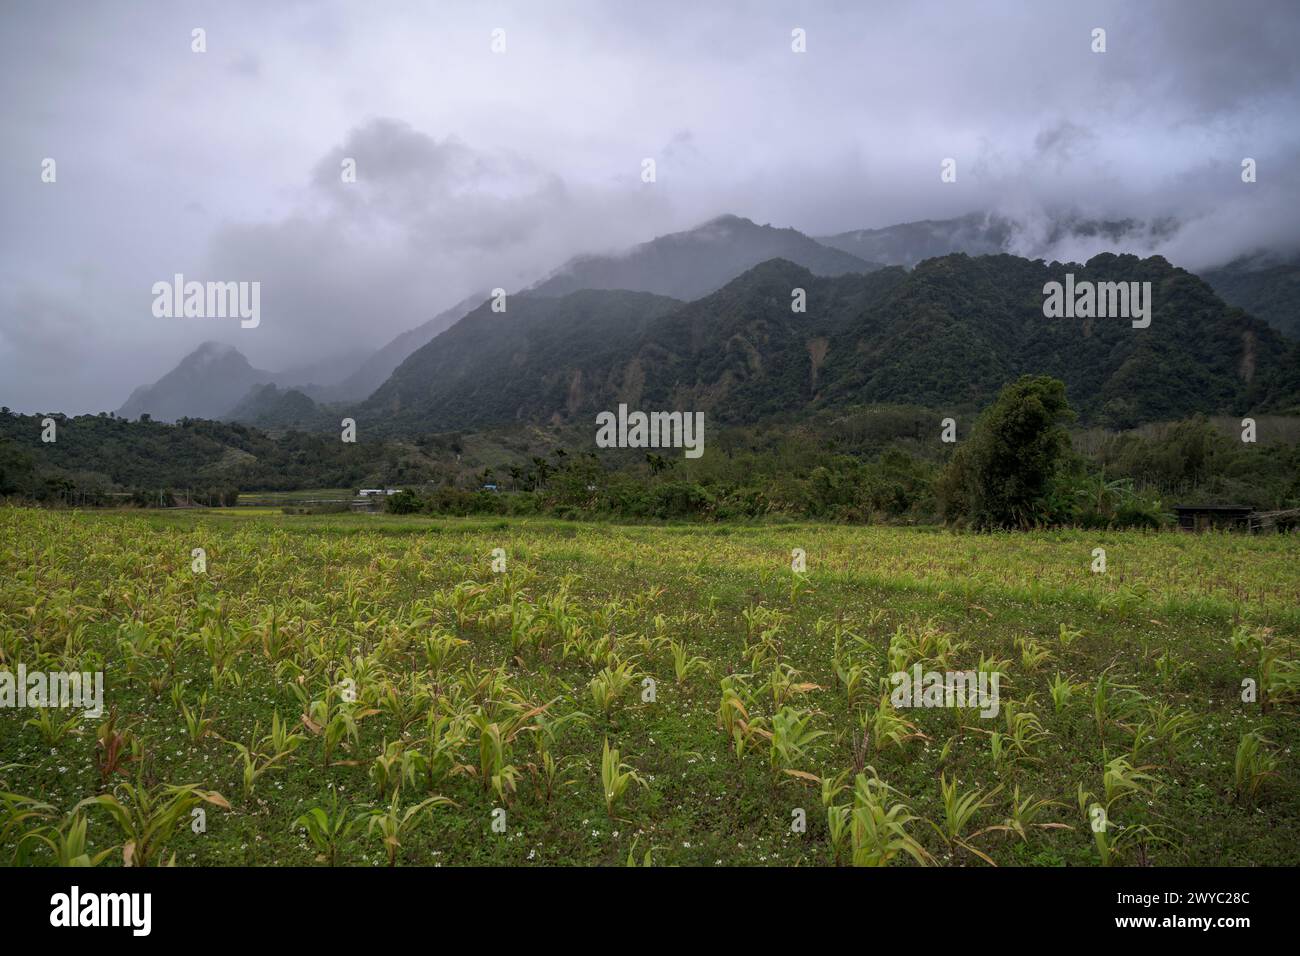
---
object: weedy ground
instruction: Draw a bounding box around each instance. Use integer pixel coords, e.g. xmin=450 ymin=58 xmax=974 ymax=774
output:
xmin=2 ymin=506 xmax=1297 ymax=867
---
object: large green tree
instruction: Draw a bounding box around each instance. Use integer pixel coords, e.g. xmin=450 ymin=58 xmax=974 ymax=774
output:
xmin=938 ymin=375 xmax=1075 ymax=529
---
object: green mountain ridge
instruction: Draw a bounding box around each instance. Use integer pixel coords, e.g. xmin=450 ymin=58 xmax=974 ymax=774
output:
xmin=350 ymin=252 xmax=1300 ymax=436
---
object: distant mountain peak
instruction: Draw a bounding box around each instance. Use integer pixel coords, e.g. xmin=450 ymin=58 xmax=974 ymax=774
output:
xmin=116 ymin=342 xmax=273 ymax=422
xmin=529 ymin=216 xmax=877 ymax=301
xmin=693 ymin=213 xmax=756 ymax=232
xmin=184 ymin=341 xmax=248 ymax=366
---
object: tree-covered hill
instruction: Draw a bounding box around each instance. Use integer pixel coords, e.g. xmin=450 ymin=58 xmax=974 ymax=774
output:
xmin=351 ymin=252 xmax=1300 ymax=436
xmin=361 ymin=289 xmax=684 ymax=432
xmin=1202 ymin=254 xmax=1300 ymax=341
xmin=0 ymin=412 xmax=426 ymax=495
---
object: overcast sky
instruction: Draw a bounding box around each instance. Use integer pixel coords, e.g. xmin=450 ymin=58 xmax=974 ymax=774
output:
xmin=2 ymin=0 xmax=1298 ymax=413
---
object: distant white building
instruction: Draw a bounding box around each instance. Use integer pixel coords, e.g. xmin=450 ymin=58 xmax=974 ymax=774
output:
xmin=357 ymin=488 xmax=400 ymax=497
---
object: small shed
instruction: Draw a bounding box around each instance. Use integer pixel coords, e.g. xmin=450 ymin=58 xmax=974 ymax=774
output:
xmin=1173 ymin=505 xmax=1253 ymax=533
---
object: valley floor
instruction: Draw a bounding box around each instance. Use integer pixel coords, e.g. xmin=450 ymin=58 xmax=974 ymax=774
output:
xmin=2 ymin=507 xmax=1297 ymax=866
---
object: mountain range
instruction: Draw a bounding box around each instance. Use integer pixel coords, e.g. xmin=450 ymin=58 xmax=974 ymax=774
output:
xmin=116 ymin=212 xmax=1300 ymax=429
xmin=355 ymin=253 xmax=1299 ymax=435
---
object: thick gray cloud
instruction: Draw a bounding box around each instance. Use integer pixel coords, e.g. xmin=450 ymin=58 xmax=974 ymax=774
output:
xmin=1 ymin=0 xmax=1297 ymax=412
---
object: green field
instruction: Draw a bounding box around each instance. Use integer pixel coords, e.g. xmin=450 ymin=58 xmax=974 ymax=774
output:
xmin=2 ymin=506 xmax=1297 ymax=866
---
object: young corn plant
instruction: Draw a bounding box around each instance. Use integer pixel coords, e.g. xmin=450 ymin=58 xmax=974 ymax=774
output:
xmin=1258 ymin=641 xmax=1300 ymax=713
xmin=1058 ymin=623 xmax=1083 ymax=648
xmin=819 ymin=769 xmax=850 ymax=809
xmin=988 ymin=730 xmax=1009 ymax=770
xmin=1102 ymin=756 xmax=1160 ymax=813
xmin=418 ymin=712 xmax=468 ymax=789
xmin=788 ymin=572 xmax=814 ymax=610
xmin=75 ymin=782 xmax=229 ymax=867
xmin=527 ymin=711 xmax=586 ymax=804
xmin=1000 ymin=786 xmax=1071 ymax=843
xmin=717 ymin=675 xmax=767 ymax=760
xmin=1089 ymin=809 xmax=1160 ymax=868
xmin=717 ymin=675 xmax=752 ymax=740
xmin=1016 ymin=636 xmax=1052 ymax=673
xmin=24 ymin=707 xmax=82 ymax=747
xmin=1153 ymin=649 xmax=1192 ymax=686
xmin=1048 ymin=673 xmax=1084 ymax=714
xmin=470 ymin=710 xmax=539 ymax=805
xmin=422 ymin=627 xmax=469 ymax=676
xmin=360 ymin=792 xmax=455 ymax=867
xmin=836 ymin=661 xmax=869 ymax=709
xmin=624 ymin=836 xmax=654 ymax=867
xmin=27 ymin=813 xmax=115 ymax=867
xmin=887 ymin=624 xmax=919 ymax=674
xmin=1233 ymin=732 xmax=1277 ymax=806
xmin=669 ymin=640 xmax=709 ymax=683
xmin=434 ymin=581 xmax=489 ymax=633
xmin=369 ymin=739 xmax=415 ymax=799
xmin=1005 ymin=704 xmax=1050 ymax=762
xmin=745 ymin=632 xmax=782 ymax=672
xmin=589 ymin=660 xmax=638 ymax=716
xmin=1147 ymin=702 xmax=1196 ymax=759
xmin=180 ymin=691 xmax=216 ymax=745
xmin=0 ymin=790 xmax=57 ymax=865
xmin=931 ymin=774 xmax=1002 ymax=864
xmin=1093 ymin=670 xmax=1146 ymax=741
xmin=848 ymin=770 xmax=933 ymax=868
xmin=198 ymin=619 xmax=245 ymax=691
xmin=863 ymin=695 xmax=927 ymax=753
xmin=266 ymin=710 xmax=306 ymax=756
xmin=1127 ymin=702 xmax=1196 ymax=766
xmin=1229 ymin=623 xmax=1264 ymax=657
xmin=766 ymin=662 xmax=819 ymax=709
xmin=293 ymin=794 xmax=358 ymax=866
xmin=600 ymin=738 xmax=647 ymax=818
xmin=300 ymin=688 xmax=370 ymax=768
xmin=977 ymin=651 xmax=1013 ymax=678
xmin=767 ymin=706 xmax=828 ymax=779
xmin=378 ymin=676 xmax=431 ymax=734
xmin=223 ymin=723 xmax=296 ymax=800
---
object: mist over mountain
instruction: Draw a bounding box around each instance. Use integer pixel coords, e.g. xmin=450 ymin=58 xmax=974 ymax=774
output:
xmin=1202 ymin=254 xmax=1300 ymax=340
xmin=819 ymin=211 xmax=1299 ymax=340
xmin=817 ymin=213 xmax=1014 ymax=267
xmin=115 ymin=292 xmax=489 ymax=422
xmin=315 ymin=292 xmax=489 ymax=403
xmin=817 ymin=211 xmax=1184 ymax=269
xmin=529 ymin=215 xmax=878 ymax=300
xmin=116 ymin=343 xmax=277 ymax=422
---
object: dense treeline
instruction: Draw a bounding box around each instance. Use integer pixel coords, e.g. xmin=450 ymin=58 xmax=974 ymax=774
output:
xmin=0 ymin=409 xmax=423 ymax=502
xmin=386 ymin=384 xmax=1300 ymax=526
xmin=4 ymin=385 xmax=1298 ymax=525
